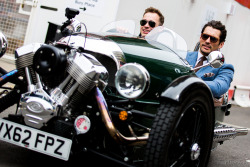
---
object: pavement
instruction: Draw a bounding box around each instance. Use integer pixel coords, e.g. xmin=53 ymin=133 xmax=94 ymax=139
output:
xmin=208 ymin=105 xmax=250 ymax=167
xmin=0 ymin=55 xmax=15 ymax=91
xmin=0 ymin=54 xmax=15 ymax=72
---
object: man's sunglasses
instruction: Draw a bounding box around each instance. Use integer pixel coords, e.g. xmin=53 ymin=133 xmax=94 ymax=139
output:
xmin=140 ymin=20 xmax=156 ymax=28
xmin=201 ymin=33 xmax=219 ymax=43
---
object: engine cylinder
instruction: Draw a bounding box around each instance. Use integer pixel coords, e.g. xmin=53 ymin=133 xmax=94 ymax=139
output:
xmin=33 ymin=45 xmax=67 ymax=76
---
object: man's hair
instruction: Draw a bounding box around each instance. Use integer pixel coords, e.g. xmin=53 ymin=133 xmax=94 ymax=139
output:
xmin=201 ymin=20 xmax=227 ymax=43
xmin=143 ymin=7 xmax=164 ymax=26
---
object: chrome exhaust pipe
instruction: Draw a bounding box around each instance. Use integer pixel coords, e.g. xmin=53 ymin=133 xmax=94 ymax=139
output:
xmin=213 ymin=122 xmax=248 ymax=142
xmin=95 ymin=87 xmax=148 ymax=145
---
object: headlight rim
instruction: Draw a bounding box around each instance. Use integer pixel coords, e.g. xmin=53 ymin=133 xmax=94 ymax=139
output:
xmin=115 ymin=63 xmax=150 ymax=99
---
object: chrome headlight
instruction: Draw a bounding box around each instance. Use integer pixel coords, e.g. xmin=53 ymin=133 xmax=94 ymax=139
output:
xmin=115 ymin=63 xmax=150 ymax=99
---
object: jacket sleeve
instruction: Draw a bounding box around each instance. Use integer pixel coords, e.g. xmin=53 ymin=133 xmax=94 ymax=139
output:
xmin=204 ymin=64 xmax=234 ymax=98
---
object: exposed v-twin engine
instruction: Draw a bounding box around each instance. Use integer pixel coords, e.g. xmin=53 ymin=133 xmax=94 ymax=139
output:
xmin=15 ymin=43 xmax=108 ymax=129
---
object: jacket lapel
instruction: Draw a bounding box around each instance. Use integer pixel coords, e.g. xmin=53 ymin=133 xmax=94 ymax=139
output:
xmin=186 ymin=52 xmax=198 ymax=68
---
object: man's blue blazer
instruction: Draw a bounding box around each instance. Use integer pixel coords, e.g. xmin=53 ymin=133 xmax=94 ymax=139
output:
xmin=186 ymin=51 xmax=234 ymax=98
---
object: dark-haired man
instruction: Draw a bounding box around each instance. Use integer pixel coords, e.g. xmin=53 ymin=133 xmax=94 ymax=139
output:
xmin=186 ymin=20 xmax=234 ymax=98
xmin=139 ymin=7 xmax=164 ymax=38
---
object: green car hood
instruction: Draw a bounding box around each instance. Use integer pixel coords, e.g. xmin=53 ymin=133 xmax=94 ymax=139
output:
xmin=106 ymin=36 xmax=192 ymax=101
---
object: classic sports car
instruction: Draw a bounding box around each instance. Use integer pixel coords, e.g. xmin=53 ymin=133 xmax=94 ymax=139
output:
xmin=0 ymin=8 xmax=247 ymax=167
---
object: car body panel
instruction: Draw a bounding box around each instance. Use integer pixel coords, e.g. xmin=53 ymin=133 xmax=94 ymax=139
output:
xmin=106 ymin=36 xmax=193 ymax=101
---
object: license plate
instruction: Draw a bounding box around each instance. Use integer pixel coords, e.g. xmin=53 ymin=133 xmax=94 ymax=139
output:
xmin=0 ymin=118 xmax=72 ymax=161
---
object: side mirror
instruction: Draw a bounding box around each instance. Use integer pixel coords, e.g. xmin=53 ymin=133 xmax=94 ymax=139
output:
xmin=193 ymin=51 xmax=224 ymax=71
xmin=207 ymin=51 xmax=224 ymax=68
xmin=0 ymin=31 xmax=8 ymax=58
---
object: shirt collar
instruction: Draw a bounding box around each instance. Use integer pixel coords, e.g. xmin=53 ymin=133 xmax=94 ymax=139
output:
xmin=196 ymin=49 xmax=208 ymax=65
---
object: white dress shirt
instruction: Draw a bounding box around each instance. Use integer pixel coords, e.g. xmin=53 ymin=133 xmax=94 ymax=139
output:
xmin=195 ymin=50 xmax=208 ymax=66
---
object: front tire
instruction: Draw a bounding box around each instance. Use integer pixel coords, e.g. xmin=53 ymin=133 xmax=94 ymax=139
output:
xmin=144 ymin=90 xmax=214 ymax=167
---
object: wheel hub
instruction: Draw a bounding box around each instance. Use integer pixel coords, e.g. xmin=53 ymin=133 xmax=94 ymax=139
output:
xmin=190 ymin=143 xmax=201 ymax=160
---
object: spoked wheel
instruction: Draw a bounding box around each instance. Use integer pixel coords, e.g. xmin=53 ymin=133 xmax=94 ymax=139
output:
xmin=144 ymin=90 xmax=214 ymax=167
